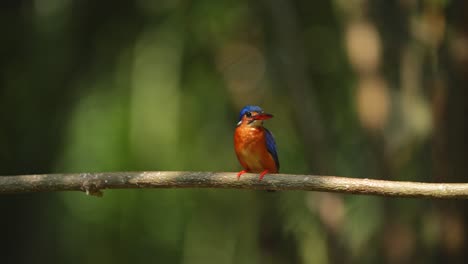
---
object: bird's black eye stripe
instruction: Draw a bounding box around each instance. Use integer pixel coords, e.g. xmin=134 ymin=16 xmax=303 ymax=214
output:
xmin=245 ymin=112 xmax=252 ymax=118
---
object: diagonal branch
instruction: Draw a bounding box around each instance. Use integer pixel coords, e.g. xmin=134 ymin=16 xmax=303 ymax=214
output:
xmin=0 ymin=171 xmax=467 ymax=199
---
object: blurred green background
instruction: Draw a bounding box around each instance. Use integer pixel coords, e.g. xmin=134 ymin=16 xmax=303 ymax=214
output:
xmin=1 ymin=0 xmax=468 ymax=263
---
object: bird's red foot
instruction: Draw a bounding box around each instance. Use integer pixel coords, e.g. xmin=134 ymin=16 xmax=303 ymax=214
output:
xmin=237 ymin=170 xmax=248 ymax=180
xmin=258 ymin=170 xmax=269 ymax=181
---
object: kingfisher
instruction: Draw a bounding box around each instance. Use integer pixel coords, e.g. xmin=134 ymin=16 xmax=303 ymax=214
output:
xmin=234 ymin=105 xmax=279 ymax=181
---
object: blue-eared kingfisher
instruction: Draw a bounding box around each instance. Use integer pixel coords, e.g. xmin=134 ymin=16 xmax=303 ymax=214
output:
xmin=234 ymin=105 xmax=279 ymax=181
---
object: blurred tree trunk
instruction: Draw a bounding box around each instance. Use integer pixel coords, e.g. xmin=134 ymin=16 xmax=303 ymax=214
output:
xmin=442 ymin=1 xmax=468 ymax=262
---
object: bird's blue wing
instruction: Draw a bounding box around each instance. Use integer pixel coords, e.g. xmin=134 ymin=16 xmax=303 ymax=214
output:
xmin=264 ymin=128 xmax=280 ymax=171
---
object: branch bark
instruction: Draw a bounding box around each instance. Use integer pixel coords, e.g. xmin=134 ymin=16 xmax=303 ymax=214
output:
xmin=0 ymin=171 xmax=467 ymax=198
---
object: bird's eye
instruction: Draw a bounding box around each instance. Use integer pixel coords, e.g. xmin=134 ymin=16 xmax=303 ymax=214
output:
xmin=245 ymin=112 xmax=252 ymax=118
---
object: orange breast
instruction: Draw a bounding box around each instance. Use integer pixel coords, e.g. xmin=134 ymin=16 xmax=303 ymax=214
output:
xmin=234 ymin=125 xmax=278 ymax=173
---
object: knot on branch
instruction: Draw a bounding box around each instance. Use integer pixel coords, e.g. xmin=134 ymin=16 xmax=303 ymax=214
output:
xmin=82 ymin=179 xmax=104 ymax=197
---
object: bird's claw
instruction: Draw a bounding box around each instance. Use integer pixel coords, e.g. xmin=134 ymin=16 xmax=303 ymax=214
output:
xmin=259 ymin=170 xmax=269 ymax=181
xmin=237 ymin=170 xmax=248 ymax=180
xmin=237 ymin=170 xmax=269 ymax=181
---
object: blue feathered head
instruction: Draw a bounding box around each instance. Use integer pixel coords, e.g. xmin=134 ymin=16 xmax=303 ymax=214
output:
xmin=238 ymin=105 xmax=263 ymax=121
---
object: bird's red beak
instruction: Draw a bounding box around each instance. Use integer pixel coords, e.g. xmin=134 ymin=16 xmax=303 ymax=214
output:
xmin=253 ymin=113 xmax=273 ymax=120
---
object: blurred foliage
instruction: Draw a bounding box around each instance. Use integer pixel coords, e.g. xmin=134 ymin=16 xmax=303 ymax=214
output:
xmin=1 ymin=0 xmax=468 ymax=263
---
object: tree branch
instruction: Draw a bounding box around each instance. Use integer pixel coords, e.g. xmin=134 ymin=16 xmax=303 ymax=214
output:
xmin=0 ymin=171 xmax=467 ymax=198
